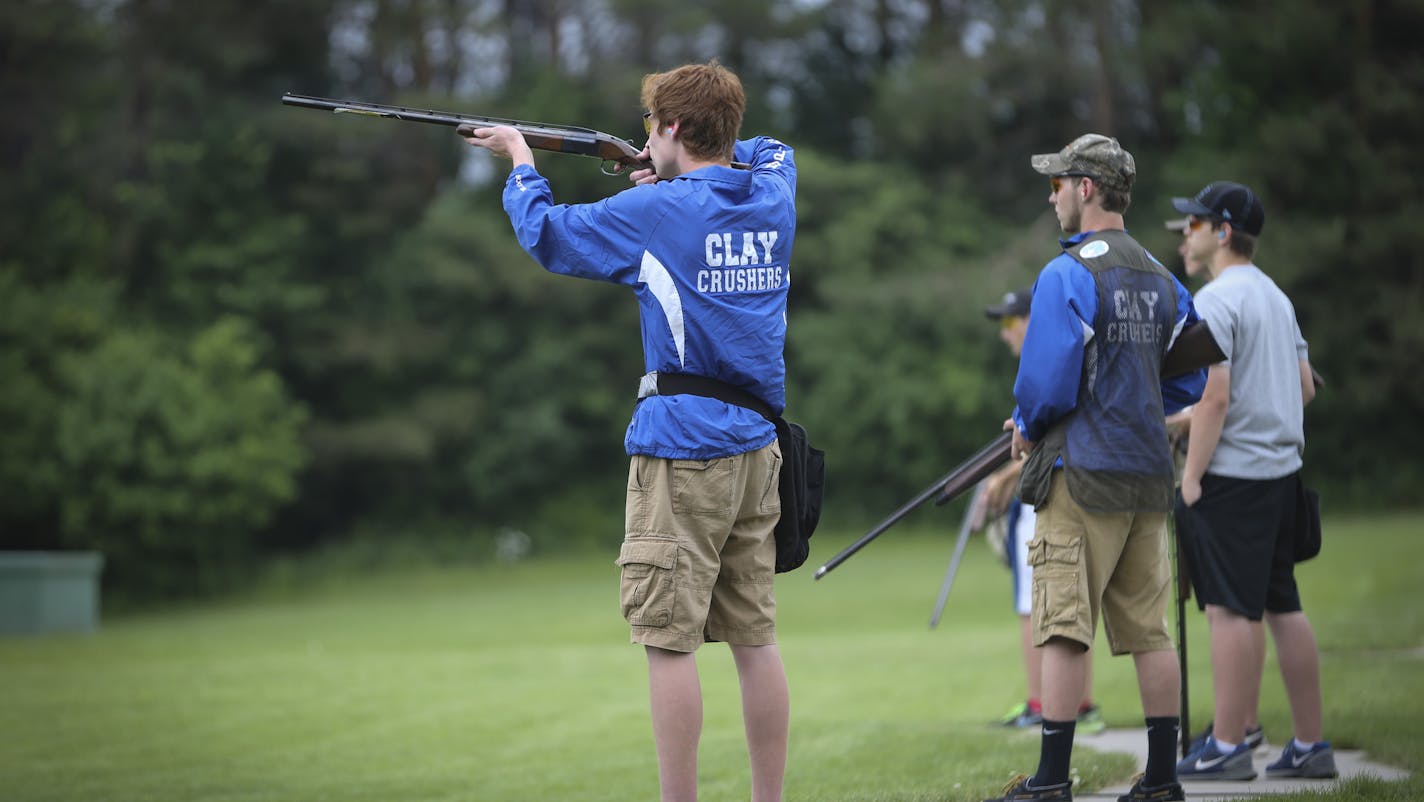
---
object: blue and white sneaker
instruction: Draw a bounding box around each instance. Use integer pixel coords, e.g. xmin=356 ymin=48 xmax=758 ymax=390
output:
xmin=1176 ymin=735 xmax=1258 ymax=781
xmin=1188 ymin=720 xmax=1265 ymax=754
xmin=1266 ymin=740 xmax=1338 ymax=779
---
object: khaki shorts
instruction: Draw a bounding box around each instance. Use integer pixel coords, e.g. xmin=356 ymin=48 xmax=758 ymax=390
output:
xmin=617 ymin=442 xmax=781 ymax=652
xmin=1030 ymin=472 xmax=1174 ymax=655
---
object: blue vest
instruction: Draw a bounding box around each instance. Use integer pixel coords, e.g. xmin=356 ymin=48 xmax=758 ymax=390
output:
xmin=1025 ymin=230 xmax=1178 ymax=513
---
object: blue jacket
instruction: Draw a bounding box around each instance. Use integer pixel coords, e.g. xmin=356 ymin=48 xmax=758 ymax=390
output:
xmin=502 ymin=137 xmax=797 ymax=460
xmin=1013 ymin=230 xmax=1206 ymax=443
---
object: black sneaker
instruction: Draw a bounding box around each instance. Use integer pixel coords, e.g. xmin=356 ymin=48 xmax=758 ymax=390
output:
xmin=1116 ymin=773 xmax=1185 ymax=801
xmin=1188 ymin=720 xmax=1265 ymax=754
xmin=981 ymin=773 xmax=1073 ymax=801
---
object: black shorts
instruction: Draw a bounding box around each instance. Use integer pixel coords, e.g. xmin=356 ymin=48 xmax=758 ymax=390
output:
xmin=1175 ymin=472 xmax=1302 ymax=620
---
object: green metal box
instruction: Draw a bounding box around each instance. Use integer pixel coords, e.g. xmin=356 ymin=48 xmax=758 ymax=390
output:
xmin=0 ymin=551 xmax=105 ymax=636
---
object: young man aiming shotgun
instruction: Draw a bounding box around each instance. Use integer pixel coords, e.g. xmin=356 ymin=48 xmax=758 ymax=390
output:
xmin=462 ymin=61 xmax=797 ymax=802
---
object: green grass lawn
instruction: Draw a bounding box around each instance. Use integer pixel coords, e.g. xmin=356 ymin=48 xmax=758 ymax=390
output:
xmin=2 ymin=511 xmax=1420 ymax=801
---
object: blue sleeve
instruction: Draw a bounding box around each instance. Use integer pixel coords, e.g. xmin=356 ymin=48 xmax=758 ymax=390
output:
xmin=1161 ymin=274 xmax=1207 ymax=413
xmin=736 ymin=136 xmax=797 ymax=195
xmin=1012 ymin=256 xmax=1099 ymax=442
xmin=500 ymin=164 xmax=652 ymax=285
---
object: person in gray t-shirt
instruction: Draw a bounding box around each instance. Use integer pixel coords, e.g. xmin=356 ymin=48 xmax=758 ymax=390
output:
xmin=1172 ymin=181 xmax=1337 ymax=782
xmin=1189 ymin=260 xmax=1310 ymax=480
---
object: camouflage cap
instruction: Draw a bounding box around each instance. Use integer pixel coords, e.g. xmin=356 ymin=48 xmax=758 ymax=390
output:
xmin=1030 ymin=133 xmax=1136 ymax=193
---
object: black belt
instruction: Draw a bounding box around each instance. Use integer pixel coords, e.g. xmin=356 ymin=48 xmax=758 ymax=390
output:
xmin=637 ymin=372 xmax=775 ymax=421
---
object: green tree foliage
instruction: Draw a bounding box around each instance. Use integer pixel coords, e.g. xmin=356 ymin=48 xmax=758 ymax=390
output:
xmin=53 ymin=319 xmax=308 ymax=596
xmin=0 ymin=277 xmax=115 ymax=535
xmin=3 ymin=0 xmax=1420 ymax=599
xmin=0 ymin=0 xmax=118 ymax=284
xmin=0 ymin=278 xmax=307 ymax=596
xmin=1137 ymin=0 xmax=1424 ymax=501
xmin=0 ymin=0 xmax=325 ymax=596
xmin=291 ymin=185 xmax=638 ymax=542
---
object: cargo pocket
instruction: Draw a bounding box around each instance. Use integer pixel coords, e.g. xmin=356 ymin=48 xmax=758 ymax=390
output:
xmin=616 ymin=538 xmax=678 ymax=628
xmin=1028 ymin=535 xmax=1082 ymax=631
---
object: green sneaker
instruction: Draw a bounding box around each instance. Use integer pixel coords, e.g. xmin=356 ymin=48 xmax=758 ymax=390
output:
xmin=1076 ymin=704 xmax=1106 ymax=734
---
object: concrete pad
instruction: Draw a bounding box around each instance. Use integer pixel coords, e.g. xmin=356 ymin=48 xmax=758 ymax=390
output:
xmin=1074 ymin=727 xmax=1410 ymax=800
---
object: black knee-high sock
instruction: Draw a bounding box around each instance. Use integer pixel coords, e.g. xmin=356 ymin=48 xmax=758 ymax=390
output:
xmin=1144 ymin=716 xmax=1181 ymax=786
xmin=1032 ymin=718 xmax=1077 ymax=787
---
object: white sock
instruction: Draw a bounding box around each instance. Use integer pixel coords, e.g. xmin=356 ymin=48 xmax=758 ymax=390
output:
xmin=1213 ymin=738 xmax=1239 ymax=751
xmin=1293 ymin=738 xmax=1316 ymax=751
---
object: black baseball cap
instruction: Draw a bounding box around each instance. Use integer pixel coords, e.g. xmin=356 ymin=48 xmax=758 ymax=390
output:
xmin=985 ymin=287 xmax=1032 ymax=319
xmin=1171 ymin=181 xmax=1265 ymax=236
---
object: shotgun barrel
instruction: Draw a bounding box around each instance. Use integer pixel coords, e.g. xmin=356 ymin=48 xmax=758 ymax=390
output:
xmin=281 ymin=93 xmax=650 ymax=173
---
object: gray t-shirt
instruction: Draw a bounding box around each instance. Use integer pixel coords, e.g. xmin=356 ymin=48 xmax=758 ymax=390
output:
xmin=1193 ymin=264 xmax=1310 ymax=479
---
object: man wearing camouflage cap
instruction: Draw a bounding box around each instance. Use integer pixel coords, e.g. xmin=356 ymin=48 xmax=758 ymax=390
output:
xmin=981 ymin=135 xmax=1207 ymax=802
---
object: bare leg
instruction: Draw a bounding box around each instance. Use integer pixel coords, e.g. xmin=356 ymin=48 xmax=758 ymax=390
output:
xmin=1266 ymin=610 xmax=1324 ymax=742
xmin=730 ymin=644 xmax=788 ymax=802
xmin=1132 ymin=648 xmax=1181 ymax=717
xmin=1247 ymin=622 xmax=1265 ymax=730
xmin=1205 ymin=604 xmax=1265 ymax=744
xmin=1201 ymin=607 xmax=1262 ymax=730
xmin=1040 ymin=639 xmax=1089 ymax=721
xmin=1083 ymin=652 xmax=1095 ymax=710
xmin=1026 ymin=621 xmax=1095 ymax=711
xmin=1133 ymin=648 xmax=1181 ymax=784
xmin=647 ymin=646 xmax=702 ymax=802
xmin=1020 ymin=615 xmax=1043 ymax=702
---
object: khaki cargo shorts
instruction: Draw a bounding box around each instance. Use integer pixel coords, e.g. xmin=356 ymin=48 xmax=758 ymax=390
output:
xmin=1030 ymin=472 xmax=1174 ymax=655
xmin=617 ymin=442 xmax=781 ymax=652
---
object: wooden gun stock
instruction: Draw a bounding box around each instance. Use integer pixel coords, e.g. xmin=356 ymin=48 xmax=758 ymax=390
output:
xmin=1165 ymin=320 xmax=1325 ymax=387
xmin=1161 ymin=320 xmax=1227 ymax=378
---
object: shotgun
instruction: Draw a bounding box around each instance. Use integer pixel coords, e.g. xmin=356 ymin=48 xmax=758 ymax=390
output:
xmin=813 ymin=432 xmax=1011 ymax=580
xmin=813 ymin=320 xmax=1230 ymax=580
xmin=282 ymin=93 xmax=651 ymax=175
xmin=281 ymin=93 xmax=749 ymax=175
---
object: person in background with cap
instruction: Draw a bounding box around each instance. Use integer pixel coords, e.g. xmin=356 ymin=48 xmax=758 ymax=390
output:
xmin=1170 ymin=181 xmax=1334 ymax=782
xmin=1165 ymin=217 xmax=1208 ymax=281
xmin=1161 ymin=210 xmax=1268 ymax=758
xmin=980 ymin=134 xmax=1206 ymax=802
xmin=977 ymin=287 xmax=1104 ymax=735
xmin=1162 ymin=216 xmax=1206 ymax=461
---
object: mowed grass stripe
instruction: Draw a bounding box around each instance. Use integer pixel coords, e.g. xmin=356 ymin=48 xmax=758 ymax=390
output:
xmin=1 ymin=511 xmax=1419 ymax=800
